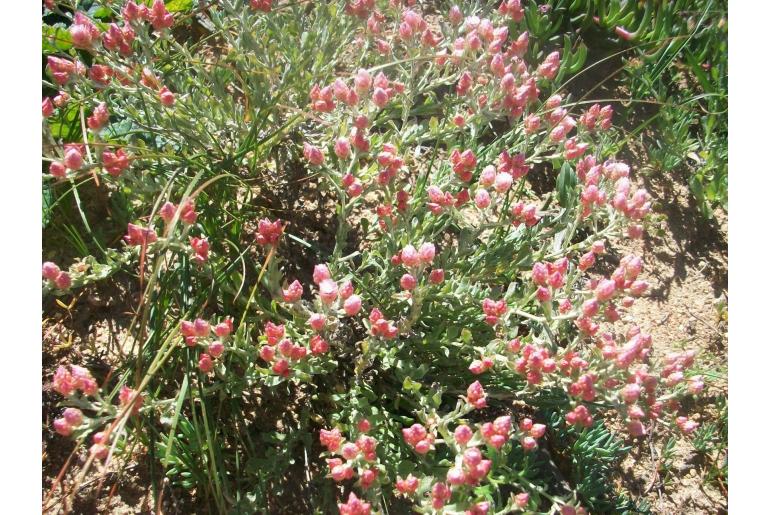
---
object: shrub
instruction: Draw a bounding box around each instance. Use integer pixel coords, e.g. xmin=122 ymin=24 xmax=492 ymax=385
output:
xmin=42 ymin=1 xmax=704 ymax=513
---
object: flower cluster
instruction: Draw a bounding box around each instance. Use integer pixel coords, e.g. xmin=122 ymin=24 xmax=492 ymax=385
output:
xmin=320 ymin=424 xmax=382 ymax=490
xmin=180 ymin=317 xmax=233 ymax=373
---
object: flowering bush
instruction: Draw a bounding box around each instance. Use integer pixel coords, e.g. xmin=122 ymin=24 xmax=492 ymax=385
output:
xmin=43 ymin=1 xmax=705 ymax=513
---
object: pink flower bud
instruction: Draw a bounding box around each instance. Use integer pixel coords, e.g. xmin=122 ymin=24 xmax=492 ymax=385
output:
xmin=63 ymin=146 xmax=84 ymax=170
xmin=429 ymin=269 xmax=445 ymax=284
xmin=629 ymin=280 xmax=649 ymax=296
xmin=334 ymin=137 xmax=351 ymax=159
xmin=400 ymin=273 xmax=417 ymax=291
xmin=303 ymin=142 xmax=324 ymax=166
xmin=530 ymin=423 xmax=546 ymax=439
xmin=208 ymin=341 xmax=225 ymax=358
xmin=53 ymin=418 xmax=72 ymax=436
xmin=214 ymin=318 xmax=233 ymax=337
xmin=448 ymin=5 xmax=463 ymax=25
xmin=454 ymin=424 xmax=473 ymax=445
xmin=313 ymin=264 xmax=331 ymax=285
xmin=474 ymin=188 xmax=491 ymax=209
xmin=54 ymin=272 xmax=72 ymax=290
xmin=42 ymin=98 xmax=54 ymax=118
xmin=42 ymin=262 xmax=61 ymax=280
xmin=49 ymin=161 xmax=67 ymax=178
xmin=368 ymin=86 xmax=387 ymax=110
xmin=595 ymin=279 xmax=616 ymax=302
xmin=520 ymin=436 xmax=537 ymax=451
xmin=418 ymin=243 xmax=436 ymax=264
xmin=282 ymin=280 xmax=303 ymax=303
xmin=272 ymin=358 xmax=290 ymax=376
xmin=159 ymin=86 xmax=175 ymax=106
xmin=62 ymin=407 xmax=83 ymax=426
xmin=536 ymin=286 xmax=551 ymax=303
xmin=309 ymin=313 xmax=326 ymax=331
xmin=260 ymin=345 xmax=275 ymax=361
xmin=344 ymin=294 xmax=362 ymax=316
xmin=401 ymin=245 xmax=420 ymax=268
xmin=318 ymin=279 xmax=338 ymax=304
xmin=198 ymin=353 xmax=213 ymax=373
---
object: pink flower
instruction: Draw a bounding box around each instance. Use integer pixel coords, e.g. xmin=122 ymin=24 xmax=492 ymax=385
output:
xmin=595 ymin=279 xmax=616 ymax=302
xmin=418 ymin=243 xmax=436 ymax=264
xmin=42 ymin=98 xmax=54 ymax=118
xmin=310 ymin=335 xmax=329 ymax=354
xmin=52 ymin=365 xmax=75 ymax=394
xmin=396 ymin=474 xmax=419 ymax=495
xmin=493 ymin=172 xmax=513 ymax=193
xmin=282 ymin=280 xmax=303 ymax=303
xmin=338 ymin=492 xmax=370 ymax=515
xmin=354 ymin=69 xmax=372 ymax=93
xmin=70 ymin=13 xmax=100 ymax=49
xmin=448 ymin=6 xmax=463 ymax=25
xmin=256 ymin=218 xmax=283 ymax=245
xmin=429 ymin=269 xmax=445 ymax=284
xmin=454 ymin=424 xmax=473 ymax=445
xmin=309 ymin=313 xmax=326 ymax=331
xmin=53 ymin=418 xmax=72 ymax=436
xmin=54 ymin=272 xmax=72 ymax=290
xmin=318 ymin=278 xmax=338 ymax=304
xmin=372 ymin=87 xmax=389 ymax=108
xmin=466 ymin=380 xmax=487 ymax=409
xmin=622 ymin=383 xmax=641 ymax=403
xmin=208 ymin=341 xmax=225 ymax=358
xmin=401 ymin=245 xmax=420 ymax=268
xmin=400 ymin=274 xmax=417 ymax=291
xmin=159 ymin=86 xmax=175 ymax=106
xmin=530 ymin=423 xmax=546 ymax=439
xmin=515 ymin=493 xmax=529 ymax=508
xmin=102 ymin=148 xmax=131 ymax=177
xmin=536 ymin=286 xmax=551 ymax=303
xmin=198 ymin=353 xmax=212 ymax=373
xmin=303 ymin=142 xmax=324 ymax=166
xmin=119 ymin=385 xmax=143 ymax=415
xmin=334 ymin=137 xmax=351 ymax=159
xmin=343 ymin=294 xmax=362 ymax=316
xmin=259 ymin=345 xmax=275 ymax=362
xmin=475 ymin=188 xmax=491 ymax=209
xmin=320 ymin=428 xmax=342 ymax=451
xmin=272 ymin=358 xmax=290 ymax=376
xmin=520 ymin=436 xmax=537 ymax=451
xmin=214 ymin=318 xmax=233 ymax=337
xmin=313 ymin=264 xmax=332 ymax=285
xmin=42 ymin=262 xmax=61 ymax=281
xmin=87 ymin=102 xmax=110 ymax=131
xmin=149 ymin=0 xmax=174 ymax=31
xmin=431 ymin=482 xmax=451 ymax=509
xmin=63 ymin=145 xmax=84 ymax=171
xmin=265 ymin=322 xmax=284 ymax=344
xmin=124 ymin=223 xmax=157 ymax=246
xmin=49 ymin=161 xmax=67 ymax=178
